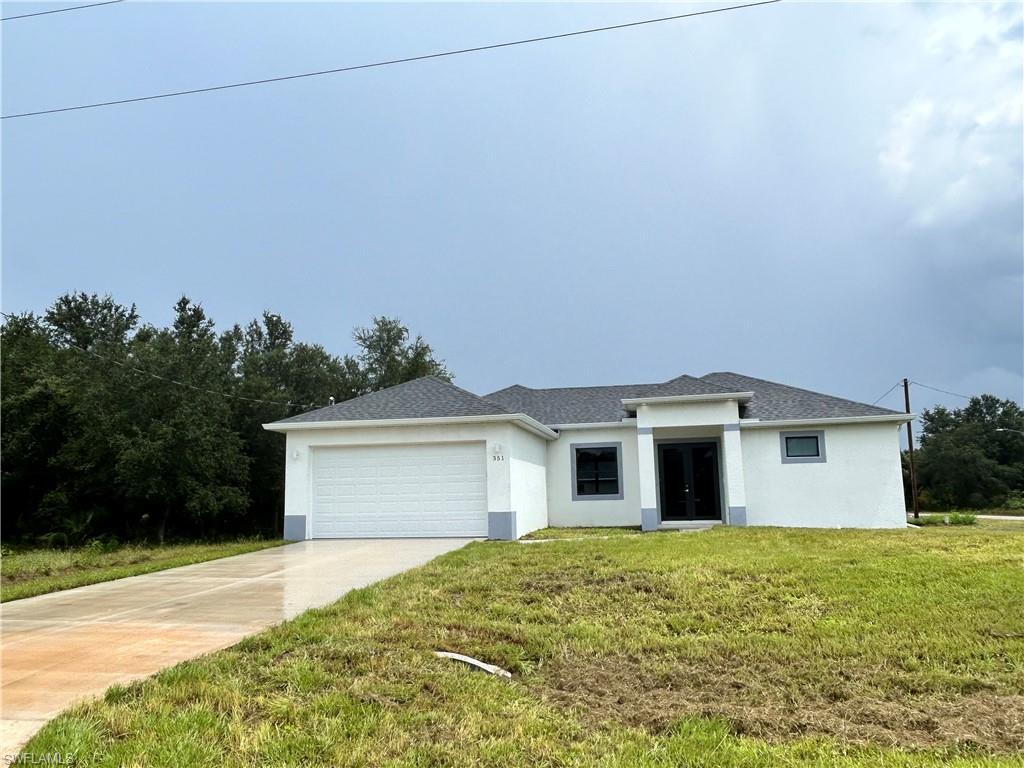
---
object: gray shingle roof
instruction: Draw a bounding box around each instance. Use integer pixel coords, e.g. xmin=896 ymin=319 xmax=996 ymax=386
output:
xmin=699 ymin=372 xmax=903 ymax=421
xmin=483 ymin=375 xmax=736 ymax=425
xmin=273 ymin=376 xmax=512 ymax=424
xmin=271 ymin=371 xmax=903 ymax=429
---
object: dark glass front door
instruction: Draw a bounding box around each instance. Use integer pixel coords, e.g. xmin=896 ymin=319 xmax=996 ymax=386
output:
xmin=658 ymin=443 xmax=722 ymax=521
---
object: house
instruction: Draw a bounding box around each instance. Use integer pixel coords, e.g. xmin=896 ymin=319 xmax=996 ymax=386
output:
xmin=263 ymin=372 xmax=912 ymax=540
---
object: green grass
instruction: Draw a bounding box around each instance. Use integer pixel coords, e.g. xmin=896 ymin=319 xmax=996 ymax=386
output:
xmin=975 ymin=517 xmax=1024 ymax=533
xmin=521 ymin=525 xmax=642 ymax=540
xmin=0 ymin=539 xmax=285 ymax=602
xmin=911 ymin=517 xmax=1024 ymax=533
xmin=24 ymin=527 xmax=1024 ymax=766
xmin=922 ymin=508 xmax=1024 ymax=518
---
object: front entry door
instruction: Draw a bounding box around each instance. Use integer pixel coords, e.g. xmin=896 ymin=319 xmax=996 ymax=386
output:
xmin=658 ymin=443 xmax=722 ymax=521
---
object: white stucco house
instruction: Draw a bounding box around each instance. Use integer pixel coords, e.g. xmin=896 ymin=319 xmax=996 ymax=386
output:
xmin=264 ymin=372 xmax=912 ymax=540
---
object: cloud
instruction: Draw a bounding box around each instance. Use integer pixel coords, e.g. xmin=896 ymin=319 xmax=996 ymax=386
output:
xmin=879 ymin=2 xmax=1022 ymax=228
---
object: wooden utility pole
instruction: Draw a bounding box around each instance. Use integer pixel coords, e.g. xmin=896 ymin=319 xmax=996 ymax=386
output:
xmin=903 ymin=378 xmax=920 ymax=519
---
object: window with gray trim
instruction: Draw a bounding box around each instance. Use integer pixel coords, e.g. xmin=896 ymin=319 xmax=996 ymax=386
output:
xmin=780 ymin=430 xmax=827 ymax=464
xmin=571 ymin=443 xmax=624 ymax=500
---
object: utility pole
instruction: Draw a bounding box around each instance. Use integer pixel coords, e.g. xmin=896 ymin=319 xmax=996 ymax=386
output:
xmin=903 ymin=378 xmax=920 ymax=519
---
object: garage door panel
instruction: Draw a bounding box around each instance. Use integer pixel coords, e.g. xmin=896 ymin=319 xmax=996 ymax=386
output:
xmin=311 ymin=442 xmax=487 ymax=538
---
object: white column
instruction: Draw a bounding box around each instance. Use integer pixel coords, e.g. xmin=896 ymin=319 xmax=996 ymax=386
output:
xmin=721 ymin=423 xmax=747 ymax=525
xmin=283 ymin=433 xmax=310 ymax=540
xmin=637 ymin=427 xmax=659 ymax=531
xmin=486 ymin=427 xmax=515 ymax=540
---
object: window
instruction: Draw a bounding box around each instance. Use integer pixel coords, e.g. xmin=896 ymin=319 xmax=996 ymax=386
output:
xmin=780 ymin=430 xmax=826 ymax=464
xmin=572 ymin=443 xmax=623 ymax=500
xmin=786 ymin=436 xmax=820 ymax=457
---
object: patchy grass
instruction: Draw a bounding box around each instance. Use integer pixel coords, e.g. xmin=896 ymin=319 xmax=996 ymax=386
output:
xmin=0 ymin=539 xmax=284 ymax=602
xmin=912 ymin=517 xmax=1023 ymax=533
xmin=25 ymin=527 xmax=1024 ymax=766
xmin=975 ymin=518 xmax=1024 ymax=533
xmin=521 ymin=526 xmax=642 ymax=540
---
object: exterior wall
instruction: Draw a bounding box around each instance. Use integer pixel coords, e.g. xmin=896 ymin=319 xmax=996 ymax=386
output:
xmin=636 ymin=399 xmax=740 ymax=428
xmin=507 ymin=426 xmax=549 ymax=538
xmin=547 ymin=426 xmax=641 ymax=527
xmin=282 ymin=422 xmax=548 ymax=540
xmin=741 ymin=422 xmax=906 ymax=528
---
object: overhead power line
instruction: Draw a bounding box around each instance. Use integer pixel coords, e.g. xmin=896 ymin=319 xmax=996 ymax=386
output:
xmin=871 ymin=381 xmax=901 ymax=406
xmin=0 ymin=311 xmax=322 ymax=409
xmin=911 ymin=381 xmax=972 ymax=400
xmin=1 ymin=0 xmax=122 ymax=22
xmin=1 ymin=0 xmax=781 ymax=120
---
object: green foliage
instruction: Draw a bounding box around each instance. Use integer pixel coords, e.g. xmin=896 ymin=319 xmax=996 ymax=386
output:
xmin=913 ymin=395 xmax=1024 ymax=509
xmin=1005 ymin=490 xmax=1024 ymax=510
xmin=916 ymin=512 xmax=977 ymax=526
xmin=353 ymin=316 xmax=451 ymax=390
xmin=947 ymin=511 xmax=978 ymax=525
xmin=1 ymin=295 xmax=451 ymax=544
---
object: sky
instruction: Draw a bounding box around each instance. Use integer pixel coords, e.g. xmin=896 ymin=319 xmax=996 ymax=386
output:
xmin=2 ymin=1 xmax=1022 ymax=417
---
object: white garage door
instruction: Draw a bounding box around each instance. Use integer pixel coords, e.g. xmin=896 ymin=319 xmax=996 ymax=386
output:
xmin=311 ymin=442 xmax=488 ymax=538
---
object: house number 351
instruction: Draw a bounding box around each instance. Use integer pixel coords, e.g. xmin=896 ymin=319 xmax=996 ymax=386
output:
xmin=491 ymin=454 xmax=505 ymax=461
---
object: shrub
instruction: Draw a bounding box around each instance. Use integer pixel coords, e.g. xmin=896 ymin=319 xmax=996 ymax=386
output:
xmin=914 ymin=513 xmax=976 ymax=526
xmin=1005 ymin=490 xmax=1024 ymax=510
xmin=947 ymin=512 xmax=977 ymax=525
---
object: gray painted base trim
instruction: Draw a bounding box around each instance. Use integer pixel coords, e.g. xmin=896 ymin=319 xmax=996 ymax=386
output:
xmin=283 ymin=515 xmax=307 ymax=541
xmin=728 ymin=506 xmax=747 ymax=526
xmin=641 ymin=507 xmax=659 ymax=532
xmin=488 ymin=511 xmax=517 ymax=541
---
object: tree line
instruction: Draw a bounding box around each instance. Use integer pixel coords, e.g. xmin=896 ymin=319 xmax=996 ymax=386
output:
xmin=909 ymin=394 xmax=1024 ymax=510
xmin=1 ymin=293 xmax=450 ymax=545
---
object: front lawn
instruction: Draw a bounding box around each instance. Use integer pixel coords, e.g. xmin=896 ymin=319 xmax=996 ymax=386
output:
xmin=0 ymin=539 xmax=284 ymax=602
xmin=26 ymin=527 xmax=1024 ymax=766
xmin=521 ymin=525 xmax=642 ymax=540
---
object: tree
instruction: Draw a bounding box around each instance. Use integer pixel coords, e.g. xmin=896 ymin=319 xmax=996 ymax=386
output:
xmin=41 ymin=294 xmax=139 ymax=542
xmin=915 ymin=395 xmax=1024 ymax=509
xmin=114 ymin=298 xmax=249 ymax=543
xmin=0 ymin=314 xmax=71 ymax=541
xmin=353 ymin=317 xmax=450 ymax=391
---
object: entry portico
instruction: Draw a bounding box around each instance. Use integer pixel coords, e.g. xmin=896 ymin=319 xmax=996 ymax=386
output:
xmin=629 ymin=392 xmax=751 ymax=531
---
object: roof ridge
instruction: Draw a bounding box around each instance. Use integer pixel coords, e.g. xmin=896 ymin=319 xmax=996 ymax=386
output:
xmin=488 ymin=381 xmax=665 ymax=394
xmin=333 ymin=374 xmax=443 ymax=406
xmin=703 ymin=371 xmax=902 ymax=414
xmin=485 ymin=384 xmax=530 ymax=396
xmin=662 ymin=372 xmax=739 ymax=393
xmin=437 ymin=377 xmax=515 ymax=414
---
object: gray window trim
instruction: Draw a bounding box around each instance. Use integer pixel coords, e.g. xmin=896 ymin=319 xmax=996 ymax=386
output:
xmin=780 ymin=430 xmax=827 ymax=464
xmin=571 ymin=441 xmax=624 ymax=501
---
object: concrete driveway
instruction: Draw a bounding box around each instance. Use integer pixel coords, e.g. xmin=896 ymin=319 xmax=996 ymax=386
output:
xmin=0 ymin=538 xmax=473 ymax=757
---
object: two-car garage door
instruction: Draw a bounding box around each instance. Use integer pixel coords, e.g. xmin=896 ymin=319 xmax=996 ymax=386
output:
xmin=310 ymin=442 xmax=488 ymax=538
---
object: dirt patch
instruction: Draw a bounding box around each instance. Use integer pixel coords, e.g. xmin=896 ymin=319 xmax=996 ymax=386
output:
xmin=535 ymin=654 xmax=1024 ymax=753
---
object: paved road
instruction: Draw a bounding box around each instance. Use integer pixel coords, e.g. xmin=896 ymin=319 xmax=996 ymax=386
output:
xmin=0 ymin=538 xmax=473 ymax=758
